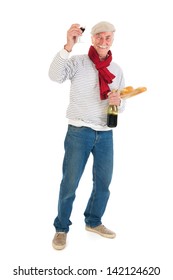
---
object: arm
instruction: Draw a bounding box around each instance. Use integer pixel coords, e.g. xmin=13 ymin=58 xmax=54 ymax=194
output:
xmin=48 ymin=50 xmax=72 ymax=83
xmin=48 ymin=24 xmax=82 ymax=83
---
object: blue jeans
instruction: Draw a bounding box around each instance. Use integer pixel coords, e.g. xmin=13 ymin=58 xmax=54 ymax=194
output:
xmin=54 ymin=125 xmax=114 ymax=232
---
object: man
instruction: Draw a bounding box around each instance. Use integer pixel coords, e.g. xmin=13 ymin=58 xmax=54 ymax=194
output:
xmin=49 ymin=21 xmax=125 ymax=250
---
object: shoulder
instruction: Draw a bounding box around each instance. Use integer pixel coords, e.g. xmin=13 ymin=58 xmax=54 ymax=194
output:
xmin=109 ymin=61 xmax=123 ymax=74
xmin=70 ymin=54 xmax=89 ymax=61
xmin=70 ymin=54 xmax=92 ymax=67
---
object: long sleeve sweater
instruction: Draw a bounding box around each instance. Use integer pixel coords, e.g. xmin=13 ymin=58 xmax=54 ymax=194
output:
xmin=49 ymin=48 xmax=125 ymax=131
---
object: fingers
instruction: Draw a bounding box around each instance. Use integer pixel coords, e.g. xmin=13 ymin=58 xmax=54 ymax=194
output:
xmin=109 ymin=90 xmax=120 ymax=100
xmin=108 ymin=90 xmax=121 ymax=106
xmin=67 ymin=24 xmax=82 ymax=40
xmin=65 ymin=24 xmax=82 ymax=49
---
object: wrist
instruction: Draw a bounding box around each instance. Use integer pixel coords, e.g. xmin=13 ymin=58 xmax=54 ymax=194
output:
xmin=64 ymin=44 xmax=72 ymax=52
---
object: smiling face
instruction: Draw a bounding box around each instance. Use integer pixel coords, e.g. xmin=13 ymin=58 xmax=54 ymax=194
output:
xmin=91 ymin=32 xmax=114 ymax=60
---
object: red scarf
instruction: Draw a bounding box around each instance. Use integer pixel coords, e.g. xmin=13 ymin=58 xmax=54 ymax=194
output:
xmin=88 ymin=45 xmax=116 ymax=100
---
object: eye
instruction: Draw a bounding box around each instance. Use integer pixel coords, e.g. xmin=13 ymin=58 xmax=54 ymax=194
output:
xmin=106 ymin=36 xmax=111 ymax=41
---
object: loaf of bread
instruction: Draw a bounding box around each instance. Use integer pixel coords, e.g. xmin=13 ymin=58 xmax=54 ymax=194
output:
xmin=120 ymin=86 xmax=147 ymax=99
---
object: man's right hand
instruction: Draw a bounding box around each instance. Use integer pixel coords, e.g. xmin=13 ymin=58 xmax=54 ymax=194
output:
xmin=64 ymin=24 xmax=82 ymax=52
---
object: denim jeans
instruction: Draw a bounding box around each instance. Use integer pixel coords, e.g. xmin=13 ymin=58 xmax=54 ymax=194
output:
xmin=54 ymin=125 xmax=114 ymax=232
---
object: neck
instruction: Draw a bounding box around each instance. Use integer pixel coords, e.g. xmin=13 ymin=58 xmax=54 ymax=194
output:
xmin=99 ymin=53 xmax=109 ymax=61
xmin=99 ymin=56 xmax=106 ymax=61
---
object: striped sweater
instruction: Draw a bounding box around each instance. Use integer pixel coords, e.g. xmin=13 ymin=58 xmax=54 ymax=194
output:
xmin=49 ymin=48 xmax=125 ymax=131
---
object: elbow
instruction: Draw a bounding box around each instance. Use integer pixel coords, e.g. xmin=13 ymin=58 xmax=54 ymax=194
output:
xmin=48 ymin=68 xmax=64 ymax=84
xmin=48 ymin=68 xmax=57 ymax=82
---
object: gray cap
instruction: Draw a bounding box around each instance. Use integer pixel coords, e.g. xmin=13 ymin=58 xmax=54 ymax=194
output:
xmin=91 ymin=21 xmax=116 ymax=35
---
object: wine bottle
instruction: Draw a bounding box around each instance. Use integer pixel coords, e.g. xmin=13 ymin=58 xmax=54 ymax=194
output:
xmin=107 ymin=105 xmax=118 ymax=127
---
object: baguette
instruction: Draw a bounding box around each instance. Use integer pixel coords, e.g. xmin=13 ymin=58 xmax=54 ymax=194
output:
xmin=120 ymin=86 xmax=147 ymax=99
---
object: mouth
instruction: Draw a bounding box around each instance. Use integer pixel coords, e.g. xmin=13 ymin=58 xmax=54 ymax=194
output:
xmin=98 ymin=45 xmax=107 ymax=49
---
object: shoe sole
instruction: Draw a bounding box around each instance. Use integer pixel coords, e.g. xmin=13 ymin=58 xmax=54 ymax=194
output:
xmin=85 ymin=226 xmax=116 ymax=239
xmin=52 ymin=242 xmax=66 ymax=250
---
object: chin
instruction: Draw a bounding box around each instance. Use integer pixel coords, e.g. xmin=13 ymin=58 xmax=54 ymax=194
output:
xmin=98 ymin=50 xmax=108 ymax=57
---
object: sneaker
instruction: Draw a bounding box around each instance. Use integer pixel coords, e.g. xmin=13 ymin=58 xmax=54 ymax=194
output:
xmin=52 ymin=232 xmax=67 ymax=250
xmin=85 ymin=224 xmax=116 ymax=239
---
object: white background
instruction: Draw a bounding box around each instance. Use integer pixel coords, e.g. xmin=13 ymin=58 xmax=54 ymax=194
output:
xmin=0 ymin=0 xmax=172 ymax=279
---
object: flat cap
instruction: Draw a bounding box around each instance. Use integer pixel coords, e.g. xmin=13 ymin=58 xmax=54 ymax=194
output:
xmin=91 ymin=21 xmax=116 ymax=35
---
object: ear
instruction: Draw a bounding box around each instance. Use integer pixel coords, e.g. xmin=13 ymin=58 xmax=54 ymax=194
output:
xmin=91 ymin=36 xmax=94 ymax=44
xmin=110 ymin=40 xmax=114 ymax=47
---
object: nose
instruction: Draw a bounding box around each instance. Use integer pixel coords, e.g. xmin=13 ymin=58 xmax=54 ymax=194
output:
xmin=99 ymin=38 xmax=107 ymax=45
